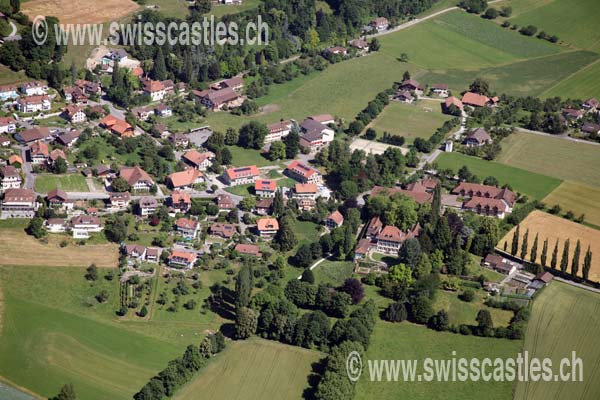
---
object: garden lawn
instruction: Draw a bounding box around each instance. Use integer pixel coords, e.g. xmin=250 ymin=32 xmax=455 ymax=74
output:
xmin=226 ymin=145 xmax=271 ymax=167
xmin=515 ymin=281 xmax=600 ymax=400
xmin=224 ymin=183 xmax=254 ymax=197
xmin=496 ymin=132 xmax=600 ymax=188
xmin=172 ymin=338 xmax=321 ymax=400
xmin=34 ymin=174 xmax=89 ymax=193
xmin=369 ymin=100 xmax=453 ymax=143
xmin=356 ymin=322 xmax=522 ymax=400
xmin=435 ymin=152 xmax=561 ymax=200
xmin=312 ymin=260 xmax=355 ymax=286
xmin=292 ymin=220 xmax=321 ymax=247
xmin=434 ymin=290 xmax=514 ymax=328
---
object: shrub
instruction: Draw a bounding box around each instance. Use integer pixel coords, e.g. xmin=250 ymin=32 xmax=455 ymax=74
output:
xmin=459 ymin=288 xmax=475 ymax=302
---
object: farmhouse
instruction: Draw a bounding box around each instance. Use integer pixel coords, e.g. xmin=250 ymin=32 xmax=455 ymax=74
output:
xmin=222 ymin=165 xmax=259 ymax=186
xmin=430 ymin=84 xmax=449 ymax=97
xmin=235 ymin=244 xmax=262 ymax=257
xmin=348 ymin=39 xmax=369 ymax=54
xmin=70 ymin=215 xmax=103 ymax=239
xmin=176 ymin=218 xmax=200 ymax=239
xmin=483 ymin=254 xmax=520 ymax=275
xmin=210 ymin=222 xmax=237 ymax=239
xmin=182 ymin=149 xmax=215 ymax=170
xmin=0 ymin=116 xmax=17 ymax=134
xmin=370 ymin=17 xmax=389 ymax=31
xmin=167 ymin=168 xmax=204 ymax=190
xmin=210 ymin=76 xmax=244 ymax=92
xmin=168 ymin=250 xmax=197 ymax=269
xmin=462 ymin=92 xmax=498 ymax=108
xmin=138 ymin=196 xmax=158 ymax=217
xmin=581 ymin=122 xmax=600 ymax=135
xmin=256 ymin=217 xmax=279 ymax=238
xmin=265 ymin=120 xmax=293 ymax=143
xmin=119 ymin=166 xmax=154 ymax=191
xmin=452 ymin=182 xmax=515 ymax=218
xmin=0 ymin=166 xmax=21 ymax=191
xmin=562 ymin=108 xmax=584 ymax=120
xmin=17 ymin=95 xmax=51 ymax=113
xmin=47 ymin=189 xmax=74 ymax=211
xmin=1 ymin=188 xmax=38 ymax=218
xmin=325 ymin=210 xmax=344 ymax=229
xmin=395 ymin=90 xmax=414 ymax=103
xmin=169 ymin=191 xmax=191 ymax=213
xmin=444 ymin=96 xmax=464 ymax=111
xmin=286 ymin=161 xmax=323 ymax=184
xmin=464 ymin=128 xmax=492 ymax=147
xmin=399 ymin=79 xmax=423 ymax=94
xmin=255 ymin=179 xmax=277 ymax=198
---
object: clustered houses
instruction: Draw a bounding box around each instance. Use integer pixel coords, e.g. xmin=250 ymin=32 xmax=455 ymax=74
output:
xmin=299 ymin=115 xmax=336 ymax=151
xmin=292 ymin=183 xmax=318 ymax=211
xmin=0 ymin=188 xmax=38 ymax=219
xmin=118 ymin=166 xmax=154 ymax=191
xmin=100 ymin=115 xmax=135 ymax=138
xmin=182 ymin=150 xmax=215 ymax=171
xmin=451 ymin=182 xmax=516 ymax=219
xmin=192 ymin=76 xmax=245 ymax=111
xmin=63 ymin=80 xmax=101 ymax=104
xmin=222 ymin=165 xmax=260 ymax=186
xmin=255 ymin=179 xmax=277 ymax=198
xmin=122 ymin=244 xmax=159 ymax=265
xmin=20 ymin=81 xmax=48 ymax=96
xmin=0 ymin=84 xmax=19 ymax=101
xmin=285 ymin=161 xmax=323 ymax=184
xmin=140 ymin=77 xmax=176 ymax=102
xmin=354 ymin=215 xmax=422 ymax=257
xmin=132 ymin=103 xmax=173 ymax=121
xmin=0 ymin=166 xmax=21 ymax=191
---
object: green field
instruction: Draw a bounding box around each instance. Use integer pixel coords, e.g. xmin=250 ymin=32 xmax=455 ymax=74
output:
xmin=435 ymin=152 xmax=562 ymax=200
xmin=515 ymin=282 xmax=600 ymax=399
xmin=356 ymin=322 xmax=522 ymax=400
xmin=172 ymin=338 xmax=321 ymax=400
xmin=34 ymin=174 xmax=89 ymax=193
xmin=0 ymin=65 xmax=29 ymax=85
xmin=496 ymin=132 xmax=600 ymax=188
xmin=370 ymin=100 xmax=453 ymax=143
xmin=542 ymin=59 xmax=600 ymax=100
xmin=224 ymin=183 xmax=254 ymax=196
xmin=434 ymin=290 xmax=514 ymax=327
xmin=543 ymin=181 xmax=600 ymax=228
xmin=509 ymin=0 xmax=600 ymax=51
xmin=312 ymin=260 xmax=355 ymax=286
xmin=0 ymin=265 xmax=187 ymax=400
xmin=227 ymin=145 xmax=271 ymax=167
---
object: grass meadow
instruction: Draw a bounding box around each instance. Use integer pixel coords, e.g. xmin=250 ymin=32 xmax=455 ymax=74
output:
xmin=356 ymin=322 xmax=522 ymax=400
xmin=369 ymin=100 xmax=453 ymax=143
xmin=543 ymin=181 xmax=600 ymax=228
xmin=312 ymin=260 xmax=355 ymax=286
xmin=34 ymin=174 xmax=89 ymax=193
xmin=515 ymin=281 xmax=600 ymax=400
xmin=172 ymin=339 xmax=321 ymax=400
xmin=496 ymin=132 xmax=600 ymax=187
xmin=542 ymin=59 xmax=600 ymax=100
xmin=498 ymin=210 xmax=600 ymax=281
xmin=434 ymin=152 xmax=562 ymax=200
xmin=434 ymin=290 xmax=514 ymax=328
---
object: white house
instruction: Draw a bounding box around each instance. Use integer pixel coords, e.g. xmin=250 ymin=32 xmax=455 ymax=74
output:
xmin=222 ymin=165 xmax=259 ymax=186
xmin=0 ymin=166 xmax=21 ymax=191
xmin=17 ymin=96 xmax=51 ymax=113
xmin=20 ymin=81 xmax=48 ymax=96
xmin=0 ymin=116 xmax=17 ymax=134
xmin=70 ymin=215 xmax=103 ymax=239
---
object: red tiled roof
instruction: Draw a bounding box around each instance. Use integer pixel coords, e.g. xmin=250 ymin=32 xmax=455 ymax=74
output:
xmin=168 ymin=168 xmax=202 ymax=188
xmin=287 ymin=161 xmax=318 ymax=179
xmin=119 ymin=166 xmax=154 ymax=186
xmin=225 ymin=165 xmax=259 ymax=180
xmin=235 ymin=243 xmax=261 ymax=256
xmin=257 ymin=218 xmax=279 ymax=231
xmin=327 ymin=210 xmax=344 ymax=226
xmin=255 ymin=179 xmax=276 ymax=192
xmin=176 ymin=218 xmax=198 ymax=230
xmin=462 ymin=92 xmax=490 ymax=107
xmin=295 ymin=183 xmax=318 ymax=194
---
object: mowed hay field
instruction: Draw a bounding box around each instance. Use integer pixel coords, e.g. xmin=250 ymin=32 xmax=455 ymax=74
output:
xmin=515 ymin=282 xmax=600 ymax=400
xmin=356 ymin=322 xmax=522 ymax=400
xmin=496 ymin=132 xmax=600 ymax=187
xmin=435 ymin=152 xmax=561 ymax=200
xmin=370 ymin=100 xmax=453 ymax=143
xmin=172 ymin=339 xmax=321 ymax=400
xmin=543 ymin=181 xmax=600 ymax=228
xmin=0 ymin=266 xmax=184 ymax=400
xmin=543 ymin=59 xmax=600 ymax=100
xmin=0 ymin=222 xmax=118 ymax=267
xmin=22 ymin=0 xmax=139 ymax=24
xmin=498 ymin=211 xmax=600 ymax=281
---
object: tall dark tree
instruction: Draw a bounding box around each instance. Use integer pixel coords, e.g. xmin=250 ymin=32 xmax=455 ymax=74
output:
xmin=283 ymin=127 xmax=300 ymax=159
xmin=540 ymin=238 xmax=549 ymax=267
xmin=511 ymin=225 xmax=520 ymax=256
xmin=560 ymin=239 xmax=570 ymax=273
xmin=530 ymin=233 xmax=539 ymax=264
xmin=582 ymin=246 xmax=592 ymax=281
xmin=50 ymin=384 xmax=76 ymax=400
xmin=274 ymin=214 xmax=297 ymax=252
xmin=520 ymin=228 xmax=529 ymax=260
xmin=476 ymin=309 xmax=493 ymax=336
xmin=235 ymin=266 xmax=253 ymax=310
xmin=272 ymin=189 xmax=285 ymax=217
xmin=430 ymin=184 xmax=441 ymax=225
xmin=571 ymin=239 xmax=581 ymax=278
xmin=152 ymin=47 xmax=167 ymax=81
xmin=551 ymin=239 xmax=559 ymax=269
xmin=238 ymin=121 xmax=268 ymax=149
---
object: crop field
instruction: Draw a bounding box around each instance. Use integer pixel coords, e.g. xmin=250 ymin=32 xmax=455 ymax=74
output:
xmin=542 ymin=59 xmax=600 ymax=100
xmin=543 ymin=181 xmax=600 ymax=228
xmin=435 ymin=152 xmax=562 ymax=200
xmin=0 ymin=265 xmax=186 ymax=400
xmin=34 ymin=174 xmax=89 ymax=193
xmin=496 ymin=132 xmax=600 ymax=188
xmin=508 ymin=0 xmax=600 ymax=51
xmin=498 ymin=211 xmax=600 ymax=281
xmin=172 ymin=339 xmax=321 ymax=400
xmin=22 ymin=0 xmax=139 ymax=24
xmin=356 ymin=322 xmax=522 ymax=400
xmin=369 ymin=100 xmax=453 ymax=143
xmin=0 ymin=222 xmax=118 ymax=268
xmin=515 ymin=281 xmax=600 ymax=400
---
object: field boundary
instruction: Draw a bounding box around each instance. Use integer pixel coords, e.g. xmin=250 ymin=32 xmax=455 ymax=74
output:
xmin=541 ymin=57 xmax=600 ymax=96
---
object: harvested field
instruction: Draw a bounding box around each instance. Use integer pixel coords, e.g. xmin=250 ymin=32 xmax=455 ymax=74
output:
xmin=0 ymin=227 xmax=118 ymax=268
xmin=543 ymin=181 xmax=600 ymax=228
xmin=22 ymin=0 xmax=139 ymax=24
xmin=498 ymin=210 xmax=600 ymax=281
